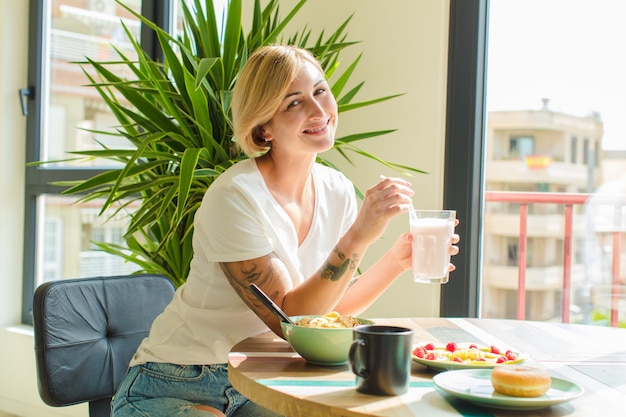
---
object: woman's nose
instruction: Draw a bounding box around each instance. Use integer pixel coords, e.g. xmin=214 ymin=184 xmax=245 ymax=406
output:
xmin=309 ymin=98 xmax=326 ymax=119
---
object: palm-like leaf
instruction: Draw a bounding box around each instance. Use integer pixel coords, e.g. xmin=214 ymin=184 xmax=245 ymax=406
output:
xmin=58 ymin=0 xmax=423 ymax=285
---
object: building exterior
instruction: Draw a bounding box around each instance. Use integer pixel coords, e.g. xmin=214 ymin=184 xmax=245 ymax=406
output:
xmin=585 ymin=150 xmax=626 ymax=323
xmin=481 ymin=99 xmax=605 ymax=320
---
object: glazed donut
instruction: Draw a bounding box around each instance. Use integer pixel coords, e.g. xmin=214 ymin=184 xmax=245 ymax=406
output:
xmin=491 ymin=365 xmax=551 ymax=397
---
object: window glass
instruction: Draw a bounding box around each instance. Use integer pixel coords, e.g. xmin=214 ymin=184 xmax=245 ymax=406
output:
xmin=45 ymin=0 xmax=142 ymax=167
xmin=483 ymin=0 xmax=626 ymax=323
xmin=36 ymin=195 xmax=139 ymax=286
xmin=28 ymin=0 xmax=231 ymax=302
xmin=31 ymin=0 xmax=145 ymax=288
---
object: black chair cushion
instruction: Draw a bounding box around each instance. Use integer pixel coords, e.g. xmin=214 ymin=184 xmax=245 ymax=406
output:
xmin=33 ymin=274 xmax=175 ymax=410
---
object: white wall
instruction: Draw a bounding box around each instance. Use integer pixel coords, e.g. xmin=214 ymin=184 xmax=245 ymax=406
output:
xmin=0 ymin=0 xmax=43 ymax=415
xmin=0 ymin=0 xmax=27 ymax=328
xmin=0 ymin=1 xmax=448 ymax=415
xmin=0 ymin=2 xmax=88 ymax=416
xmin=283 ymin=0 xmax=450 ymax=318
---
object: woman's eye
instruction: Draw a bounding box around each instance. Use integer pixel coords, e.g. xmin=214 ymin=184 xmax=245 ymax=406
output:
xmin=314 ymin=88 xmax=326 ymax=96
xmin=287 ymin=99 xmax=301 ymax=109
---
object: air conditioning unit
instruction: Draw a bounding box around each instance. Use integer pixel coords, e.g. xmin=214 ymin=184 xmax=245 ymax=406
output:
xmin=89 ymin=0 xmax=117 ymax=15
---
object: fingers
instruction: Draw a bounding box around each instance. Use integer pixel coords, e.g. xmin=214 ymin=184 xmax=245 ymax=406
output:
xmin=391 ymin=233 xmax=414 ymax=271
xmin=376 ymin=176 xmax=413 ymax=196
xmin=368 ymin=176 xmax=414 ymax=212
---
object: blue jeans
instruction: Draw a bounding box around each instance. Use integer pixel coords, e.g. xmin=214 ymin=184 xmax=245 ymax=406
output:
xmin=111 ymin=362 xmax=282 ymax=417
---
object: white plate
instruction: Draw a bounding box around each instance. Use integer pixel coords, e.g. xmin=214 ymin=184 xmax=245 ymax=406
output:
xmin=433 ymin=369 xmax=584 ymax=410
xmin=413 ymin=354 xmax=527 ymax=371
xmin=412 ymin=343 xmax=527 ymax=371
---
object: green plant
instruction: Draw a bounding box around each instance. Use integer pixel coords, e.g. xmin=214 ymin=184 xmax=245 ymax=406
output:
xmin=57 ymin=0 xmax=423 ymax=286
xmin=589 ymin=310 xmax=626 ymax=328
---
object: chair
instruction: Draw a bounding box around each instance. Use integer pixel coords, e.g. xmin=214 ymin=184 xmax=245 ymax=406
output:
xmin=33 ymin=274 xmax=176 ymax=417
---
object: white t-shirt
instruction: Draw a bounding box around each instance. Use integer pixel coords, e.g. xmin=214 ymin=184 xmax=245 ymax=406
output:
xmin=130 ymin=158 xmax=357 ymax=365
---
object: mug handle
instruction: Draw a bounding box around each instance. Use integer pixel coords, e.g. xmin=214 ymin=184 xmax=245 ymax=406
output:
xmin=349 ymin=338 xmax=369 ymax=378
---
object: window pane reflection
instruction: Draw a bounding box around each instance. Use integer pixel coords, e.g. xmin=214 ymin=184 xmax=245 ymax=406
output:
xmin=36 ymin=195 xmax=140 ymax=287
xmin=45 ymin=0 xmax=142 ymax=166
xmin=34 ymin=0 xmax=229 ymax=288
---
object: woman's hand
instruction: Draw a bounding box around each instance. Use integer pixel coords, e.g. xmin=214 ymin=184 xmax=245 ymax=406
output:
xmin=392 ymin=220 xmax=461 ymax=272
xmin=349 ymin=176 xmax=414 ymax=245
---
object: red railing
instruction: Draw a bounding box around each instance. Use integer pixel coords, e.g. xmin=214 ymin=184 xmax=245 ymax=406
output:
xmin=484 ymin=191 xmax=624 ymax=327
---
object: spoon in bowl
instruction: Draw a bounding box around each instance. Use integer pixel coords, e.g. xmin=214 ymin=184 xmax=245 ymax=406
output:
xmin=249 ymin=284 xmax=296 ymax=325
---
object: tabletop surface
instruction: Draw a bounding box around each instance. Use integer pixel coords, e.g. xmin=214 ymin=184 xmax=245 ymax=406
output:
xmin=227 ymin=317 xmax=626 ymax=416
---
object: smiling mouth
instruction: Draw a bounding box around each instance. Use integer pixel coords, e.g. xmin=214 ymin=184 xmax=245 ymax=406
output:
xmin=303 ymin=119 xmax=330 ymax=134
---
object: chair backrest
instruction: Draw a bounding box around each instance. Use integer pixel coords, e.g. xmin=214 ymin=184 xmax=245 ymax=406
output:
xmin=33 ymin=274 xmax=176 ymax=417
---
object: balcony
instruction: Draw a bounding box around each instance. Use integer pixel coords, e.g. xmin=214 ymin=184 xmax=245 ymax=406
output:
xmin=483 ymin=191 xmax=625 ymax=327
xmin=486 ymin=159 xmax=589 ymax=188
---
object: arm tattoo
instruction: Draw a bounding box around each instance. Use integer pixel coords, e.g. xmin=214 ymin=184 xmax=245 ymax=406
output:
xmin=220 ymin=257 xmax=280 ymax=320
xmin=320 ymin=247 xmax=359 ymax=281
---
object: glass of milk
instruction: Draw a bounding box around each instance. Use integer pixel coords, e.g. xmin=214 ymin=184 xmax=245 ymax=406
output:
xmin=410 ymin=209 xmax=456 ymax=284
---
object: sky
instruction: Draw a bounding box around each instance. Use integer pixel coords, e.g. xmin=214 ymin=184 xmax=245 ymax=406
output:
xmin=486 ymin=0 xmax=626 ymax=150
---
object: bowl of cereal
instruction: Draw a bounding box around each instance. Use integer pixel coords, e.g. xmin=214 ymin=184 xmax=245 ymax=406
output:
xmin=280 ymin=312 xmax=374 ymax=365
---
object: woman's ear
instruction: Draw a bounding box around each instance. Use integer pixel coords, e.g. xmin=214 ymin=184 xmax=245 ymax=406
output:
xmin=252 ymin=125 xmax=270 ymax=143
xmin=260 ymin=125 xmax=273 ymax=142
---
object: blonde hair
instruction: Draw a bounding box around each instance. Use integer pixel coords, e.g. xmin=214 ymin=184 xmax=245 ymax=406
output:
xmin=231 ymin=45 xmax=325 ymax=157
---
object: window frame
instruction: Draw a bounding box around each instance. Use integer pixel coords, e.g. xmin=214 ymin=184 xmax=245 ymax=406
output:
xmin=441 ymin=0 xmax=488 ymax=318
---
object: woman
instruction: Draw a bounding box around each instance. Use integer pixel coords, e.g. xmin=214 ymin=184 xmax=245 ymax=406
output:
xmin=112 ymin=45 xmax=459 ymax=417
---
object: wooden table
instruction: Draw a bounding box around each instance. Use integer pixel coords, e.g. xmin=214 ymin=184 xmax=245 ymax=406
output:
xmin=228 ymin=318 xmax=626 ymax=416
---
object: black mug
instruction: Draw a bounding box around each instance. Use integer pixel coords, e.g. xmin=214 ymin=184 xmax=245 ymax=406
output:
xmin=349 ymin=325 xmax=414 ymax=396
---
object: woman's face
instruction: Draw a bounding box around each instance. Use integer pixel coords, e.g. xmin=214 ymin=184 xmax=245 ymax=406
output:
xmin=262 ymin=60 xmax=338 ymax=156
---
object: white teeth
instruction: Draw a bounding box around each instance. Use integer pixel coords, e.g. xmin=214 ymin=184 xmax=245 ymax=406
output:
xmin=304 ymin=124 xmax=326 ymax=134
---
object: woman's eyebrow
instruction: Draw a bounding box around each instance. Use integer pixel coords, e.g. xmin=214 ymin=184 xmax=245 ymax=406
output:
xmin=283 ymin=79 xmax=325 ymax=99
xmin=284 ymin=90 xmax=301 ymax=99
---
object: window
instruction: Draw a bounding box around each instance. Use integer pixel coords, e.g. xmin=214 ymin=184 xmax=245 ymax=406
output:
xmin=480 ymin=0 xmax=626 ymax=323
xmin=22 ymin=0 xmax=229 ymax=324
xmin=42 ymin=215 xmax=63 ymax=281
xmin=510 ymin=136 xmax=534 ymax=159
xmin=571 ymin=136 xmax=578 ymax=163
xmin=506 ymin=238 xmax=518 ymax=267
xmin=583 ymin=138 xmax=590 ymax=165
xmin=22 ymin=0 xmax=175 ymax=324
xmin=444 ymin=0 xmax=626 ymax=320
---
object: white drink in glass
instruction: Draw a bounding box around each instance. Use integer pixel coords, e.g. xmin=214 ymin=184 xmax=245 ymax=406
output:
xmin=410 ymin=210 xmax=456 ymax=284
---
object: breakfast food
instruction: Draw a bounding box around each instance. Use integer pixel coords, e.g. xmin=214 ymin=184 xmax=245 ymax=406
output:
xmin=412 ymin=341 xmax=523 ymax=366
xmin=491 ymin=365 xmax=551 ymax=397
xmin=295 ymin=311 xmax=361 ymax=328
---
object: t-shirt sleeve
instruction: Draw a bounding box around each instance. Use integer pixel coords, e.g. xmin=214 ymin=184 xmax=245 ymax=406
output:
xmin=193 ymin=180 xmax=273 ymax=262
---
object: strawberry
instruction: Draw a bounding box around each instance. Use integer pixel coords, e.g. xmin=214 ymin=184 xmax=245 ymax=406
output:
xmin=425 ymin=352 xmax=437 ymax=361
xmin=505 ymin=350 xmax=517 ymax=360
xmin=496 ymin=356 xmax=507 ymax=363
xmin=413 ymin=346 xmax=426 ymax=358
xmin=424 ymin=343 xmax=436 ymax=351
xmin=446 ymin=342 xmax=457 ymax=352
xmin=490 ymin=345 xmax=501 ymax=354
